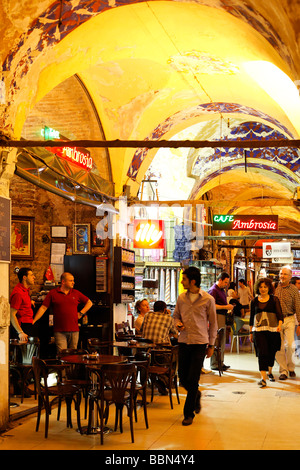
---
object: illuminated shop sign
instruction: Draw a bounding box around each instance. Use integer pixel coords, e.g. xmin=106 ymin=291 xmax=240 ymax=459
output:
xmin=46 ymin=146 xmax=93 ymax=171
xmin=41 ymin=126 xmax=60 ymax=140
xmin=133 ymin=220 xmax=164 ymax=249
xmin=42 ymin=126 xmax=93 ymax=170
xmin=213 ymin=214 xmax=278 ymax=231
xmin=263 ymin=242 xmax=291 ymax=258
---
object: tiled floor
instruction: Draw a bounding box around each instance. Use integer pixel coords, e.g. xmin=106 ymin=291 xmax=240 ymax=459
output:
xmin=2 ymin=346 xmax=300 ymax=451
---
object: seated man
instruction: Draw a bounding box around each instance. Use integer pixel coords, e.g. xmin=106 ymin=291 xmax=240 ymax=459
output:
xmin=141 ymin=300 xmax=177 ymax=395
xmin=141 ymin=300 xmax=177 ymax=345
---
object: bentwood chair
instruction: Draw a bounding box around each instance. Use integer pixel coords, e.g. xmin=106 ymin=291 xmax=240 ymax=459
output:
xmin=127 ymin=351 xmax=151 ymax=428
xmin=149 ymin=345 xmax=180 ymax=409
xmin=87 ymin=338 xmax=113 ymax=355
xmin=57 ymin=348 xmax=90 ymax=418
xmin=9 ymin=337 xmax=40 ymax=403
xmin=32 ymin=357 xmax=82 ymax=438
xmin=90 ymin=363 xmax=137 ymax=444
xmin=214 ymin=328 xmax=225 ymax=376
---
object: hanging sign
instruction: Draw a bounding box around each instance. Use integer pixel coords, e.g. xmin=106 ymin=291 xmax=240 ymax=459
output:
xmin=46 ymin=146 xmax=93 ymax=171
xmin=263 ymin=242 xmax=291 ymax=258
xmin=213 ymin=214 xmax=278 ymax=231
xmin=133 ymin=220 xmax=164 ymax=249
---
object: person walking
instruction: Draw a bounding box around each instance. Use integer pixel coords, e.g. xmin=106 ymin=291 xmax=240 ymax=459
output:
xmin=33 ymin=272 xmax=92 ymax=352
xmin=275 ymin=266 xmax=300 ymax=380
xmin=208 ymin=272 xmax=233 ymax=371
xmin=250 ymin=277 xmax=283 ymax=387
xmin=173 ymin=266 xmax=218 ymax=426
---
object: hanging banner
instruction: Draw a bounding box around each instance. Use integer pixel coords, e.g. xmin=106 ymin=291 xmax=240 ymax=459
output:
xmin=213 ymin=214 xmax=278 ymax=231
xmin=263 ymin=242 xmax=291 ymax=258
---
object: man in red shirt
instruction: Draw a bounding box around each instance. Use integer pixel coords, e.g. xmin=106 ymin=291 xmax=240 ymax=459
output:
xmin=10 ymin=267 xmax=37 ymax=342
xmin=33 ymin=272 xmax=92 ymax=352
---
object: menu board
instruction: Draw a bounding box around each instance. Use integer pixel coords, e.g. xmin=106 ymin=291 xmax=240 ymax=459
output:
xmin=0 ymin=196 xmax=11 ymax=262
xmin=96 ymin=256 xmax=107 ymax=292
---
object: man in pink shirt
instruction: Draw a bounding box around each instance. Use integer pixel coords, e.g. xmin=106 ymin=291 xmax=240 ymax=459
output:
xmin=33 ymin=272 xmax=92 ymax=352
xmin=10 ymin=267 xmax=37 ymax=342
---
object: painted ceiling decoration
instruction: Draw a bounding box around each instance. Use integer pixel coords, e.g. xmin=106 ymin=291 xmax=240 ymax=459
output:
xmin=127 ymin=102 xmax=295 ymax=180
xmin=191 ymin=121 xmax=300 ymax=179
xmin=2 ymin=0 xmax=294 ymax=76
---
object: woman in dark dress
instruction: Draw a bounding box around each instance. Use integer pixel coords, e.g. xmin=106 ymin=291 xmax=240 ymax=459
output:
xmin=250 ymin=277 xmax=283 ymax=388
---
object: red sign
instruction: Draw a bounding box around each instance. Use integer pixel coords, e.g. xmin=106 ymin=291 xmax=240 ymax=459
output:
xmin=133 ymin=220 xmax=164 ymax=249
xmin=46 ymin=146 xmax=93 ymax=171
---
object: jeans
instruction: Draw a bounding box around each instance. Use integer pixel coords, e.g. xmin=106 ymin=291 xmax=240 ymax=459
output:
xmin=54 ymin=331 xmax=79 ymax=353
xmin=178 ymin=343 xmax=207 ymax=419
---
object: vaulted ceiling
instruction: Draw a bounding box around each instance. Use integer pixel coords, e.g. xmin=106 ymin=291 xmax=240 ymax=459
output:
xmin=1 ymin=0 xmax=300 ymax=237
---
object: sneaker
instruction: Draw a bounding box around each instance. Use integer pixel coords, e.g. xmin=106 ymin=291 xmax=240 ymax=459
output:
xmin=267 ymin=373 xmax=275 ymax=382
xmin=182 ymin=417 xmax=193 ymax=426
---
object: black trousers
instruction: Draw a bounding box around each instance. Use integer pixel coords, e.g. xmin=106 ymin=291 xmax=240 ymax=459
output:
xmin=178 ymin=343 xmax=207 ymax=419
xmin=253 ymin=330 xmax=281 ymax=371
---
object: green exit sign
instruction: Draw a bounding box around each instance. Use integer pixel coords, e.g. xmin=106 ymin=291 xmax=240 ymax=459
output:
xmin=41 ymin=126 xmax=60 ymax=140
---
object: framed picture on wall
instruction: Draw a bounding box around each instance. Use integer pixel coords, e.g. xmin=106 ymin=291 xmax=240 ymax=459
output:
xmin=92 ymin=230 xmax=105 ymax=247
xmin=51 ymin=226 xmax=67 ymax=238
xmin=11 ymin=216 xmax=34 ymax=260
xmin=73 ymin=224 xmax=91 ymax=254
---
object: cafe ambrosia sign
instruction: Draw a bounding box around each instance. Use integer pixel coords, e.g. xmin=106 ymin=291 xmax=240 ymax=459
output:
xmin=43 ymin=126 xmax=93 ymax=171
xmin=48 ymin=146 xmax=93 ymax=171
xmin=213 ymin=214 xmax=278 ymax=231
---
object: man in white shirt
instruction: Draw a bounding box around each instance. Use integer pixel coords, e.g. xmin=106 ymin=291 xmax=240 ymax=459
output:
xmin=173 ymin=266 xmax=218 ymax=426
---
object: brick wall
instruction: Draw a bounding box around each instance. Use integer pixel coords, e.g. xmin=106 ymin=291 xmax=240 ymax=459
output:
xmin=9 ymin=174 xmax=110 ymax=296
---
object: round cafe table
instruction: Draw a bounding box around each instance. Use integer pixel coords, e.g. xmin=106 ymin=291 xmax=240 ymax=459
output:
xmin=60 ymin=354 xmax=127 ymax=366
xmin=60 ymin=354 xmax=127 ymax=435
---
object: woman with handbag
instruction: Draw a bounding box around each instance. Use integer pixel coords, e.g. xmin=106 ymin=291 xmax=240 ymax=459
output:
xmin=250 ymin=277 xmax=283 ymax=388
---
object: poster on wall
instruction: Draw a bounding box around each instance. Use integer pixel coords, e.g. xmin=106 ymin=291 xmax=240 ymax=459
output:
xmin=0 ymin=196 xmax=11 ymax=262
xmin=11 ymin=215 xmax=34 ymax=260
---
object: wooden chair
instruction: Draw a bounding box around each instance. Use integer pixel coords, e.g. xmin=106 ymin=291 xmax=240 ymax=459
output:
xmin=32 ymin=357 xmax=82 ymax=438
xmin=9 ymin=337 xmax=40 ymax=403
xmin=114 ymin=322 xmax=134 ymax=341
xmin=57 ymin=348 xmax=90 ymax=419
xmin=149 ymin=345 xmax=180 ymax=409
xmin=214 ymin=328 xmax=225 ymax=376
xmin=87 ymin=338 xmax=113 ymax=355
xmin=90 ymin=363 xmax=137 ymax=444
xmin=128 ymin=351 xmax=151 ymax=428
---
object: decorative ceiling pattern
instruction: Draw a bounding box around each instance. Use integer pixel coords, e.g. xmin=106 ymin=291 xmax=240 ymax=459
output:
xmin=127 ymin=102 xmax=295 ymax=180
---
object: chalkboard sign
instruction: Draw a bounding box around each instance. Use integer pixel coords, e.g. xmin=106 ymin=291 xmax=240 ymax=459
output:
xmin=0 ymin=196 xmax=11 ymax=262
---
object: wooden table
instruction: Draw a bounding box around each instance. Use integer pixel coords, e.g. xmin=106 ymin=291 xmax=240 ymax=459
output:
xmin=113 ymin=341 xmax=155 ymax=352
xmin=60 ymin=354 xmax=127 ymax=435
xmin=60 ymin=353 xmax=126 ymax=366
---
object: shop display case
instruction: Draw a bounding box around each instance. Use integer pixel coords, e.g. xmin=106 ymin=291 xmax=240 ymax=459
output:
xmin=190 ymin=260 xmax=221 ymax=291
xmin=113 ymin=247 xmax=135 ymax=303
